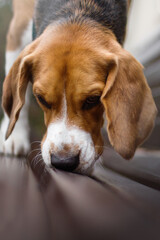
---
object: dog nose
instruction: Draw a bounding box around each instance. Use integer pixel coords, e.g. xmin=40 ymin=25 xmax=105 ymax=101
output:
xmin=51 ymin=154 xmax=79 ymax=172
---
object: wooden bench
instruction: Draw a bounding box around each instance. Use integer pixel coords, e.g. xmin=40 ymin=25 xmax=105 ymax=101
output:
xmin=0 ymin=148 xmax=160 ymax=240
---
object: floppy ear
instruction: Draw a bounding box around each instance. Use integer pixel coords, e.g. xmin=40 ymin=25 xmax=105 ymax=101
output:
xmin=101 ymin=48 xmax=157 ymax=159
xmin=2 ymin=39 xmax=40 ymax=140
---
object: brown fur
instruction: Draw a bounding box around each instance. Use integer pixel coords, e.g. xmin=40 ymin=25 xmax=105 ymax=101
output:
xmin=2 ymin=21 xmax=157 ymax=159
xmin=127 ymin=0 xmax=132 ymax=9
xmin=6 ymin=0 xmax=35 ymax=51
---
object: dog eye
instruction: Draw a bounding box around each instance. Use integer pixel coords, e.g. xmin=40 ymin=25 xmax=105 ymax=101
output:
xmin=83 ymin=96 xmax=101 ymax=110
xmin=36 ymin=95 xmax=52 ymax=109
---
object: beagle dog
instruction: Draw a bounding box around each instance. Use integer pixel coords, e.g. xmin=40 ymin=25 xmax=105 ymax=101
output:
xmin=1 ymin=0 xmax=157 ymax=174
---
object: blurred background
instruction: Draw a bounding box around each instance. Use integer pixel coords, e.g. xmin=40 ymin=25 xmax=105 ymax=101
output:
xmin=0 ymin=0 xmax=12 ymax=113
xmin=0 ymin=0 xmax=44 ymax=141
xmin=0 ymin=0 xmax=160 ymax=149
xmin=125 ymin=0 xmax=160 ymax=149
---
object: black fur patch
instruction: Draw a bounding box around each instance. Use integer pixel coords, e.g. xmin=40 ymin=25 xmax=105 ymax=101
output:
xmin=35 ymin=0 xmax=127 ymax=44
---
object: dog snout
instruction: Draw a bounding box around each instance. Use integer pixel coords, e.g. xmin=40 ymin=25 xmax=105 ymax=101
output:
xmin=51 ymin=154 xmax=79 ymax=172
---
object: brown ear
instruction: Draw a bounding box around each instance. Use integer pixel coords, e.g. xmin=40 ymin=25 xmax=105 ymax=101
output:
xmin=2 ymin=38 xmax=40 ymax=140
xmin=101 ymin=48 xmax=157 ymax=159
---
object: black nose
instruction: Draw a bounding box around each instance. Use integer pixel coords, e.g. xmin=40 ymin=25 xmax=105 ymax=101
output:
xmin=51 ymin=154 xmax=79 ymax=172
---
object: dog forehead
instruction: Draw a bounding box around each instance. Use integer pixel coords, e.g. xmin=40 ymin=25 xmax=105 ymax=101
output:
xmin=32 ymin=30 xmax=108 ymax=101
xmin=34 ymin=48 xmax=99 ymax=83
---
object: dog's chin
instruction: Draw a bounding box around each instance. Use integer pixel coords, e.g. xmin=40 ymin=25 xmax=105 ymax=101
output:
xmin=72 ymin=153 xmax=102 ymax=175
xmin=73 ymin=160 xmax=95 ymax=175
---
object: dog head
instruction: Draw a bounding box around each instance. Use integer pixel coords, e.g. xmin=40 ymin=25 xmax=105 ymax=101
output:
xmin=2 ymin=23 xmax=157 ymax=173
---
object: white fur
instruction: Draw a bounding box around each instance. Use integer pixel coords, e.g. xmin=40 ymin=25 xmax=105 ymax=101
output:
xmin=5 ymin=49 xmax=22 ymax=75
xmin=0 ymin=20 xmax=33 ymax=156
xmin=42 ymin=94 xmax=96 ymax=173
xmin=5 ymin=20 xmax=33 ymax=75
xmin=0 ymin=110 xmax=30 ymax=156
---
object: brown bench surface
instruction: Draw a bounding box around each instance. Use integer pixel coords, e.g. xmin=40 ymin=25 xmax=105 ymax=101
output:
xmin=0 ymin=148 xmax=160 ymax=240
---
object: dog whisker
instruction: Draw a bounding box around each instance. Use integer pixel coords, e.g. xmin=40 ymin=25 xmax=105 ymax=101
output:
xmin=31 ymin=151 xmax=41 ymax=162
xmin=30 ymin=141 xmax=41 ymax=146
xmin=27 ymin=148 xmax=41 ymax=157
xmin=34 ymin=158 xmax=43 ymax=167
xmin=33 ymin=152 xmax=42 ymax=160
xmin=32 ymin=158 xmax=42 ymax=168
